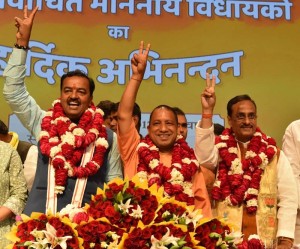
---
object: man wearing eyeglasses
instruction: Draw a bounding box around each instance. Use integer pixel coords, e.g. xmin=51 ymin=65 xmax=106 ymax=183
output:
xmin=194 ymin=74 xmax=297 ymax=248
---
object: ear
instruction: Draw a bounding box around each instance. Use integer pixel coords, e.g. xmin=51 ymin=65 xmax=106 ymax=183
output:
xmin=227 ymin=115 xmax=232 ymax=127
xmin=133 ymin=116 xmax=139 ymax=126
xmin=89 ymin=95 xmax=93 ymax=105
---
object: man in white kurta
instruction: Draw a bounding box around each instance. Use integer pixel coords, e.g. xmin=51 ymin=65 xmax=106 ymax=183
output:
xmin=282 ymin=119 xmax=300 ymax=246
xmin=194 ymin=74 xmax=297 ymax=248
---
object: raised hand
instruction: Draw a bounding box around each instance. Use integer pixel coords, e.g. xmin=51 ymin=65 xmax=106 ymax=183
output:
xmin=131 ymin=41 xmax=151 ymax=82
xmin=14 ymin=5 xmax=39 ymax=47
xmin=201 ymin=73 xmax=216 ymax=112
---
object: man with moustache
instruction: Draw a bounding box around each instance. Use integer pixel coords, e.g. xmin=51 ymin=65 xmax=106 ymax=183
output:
xmin=3 ymin=6 xmax=122 ymax=214
xmin=194 ymin=74 xmax=297 ymax=248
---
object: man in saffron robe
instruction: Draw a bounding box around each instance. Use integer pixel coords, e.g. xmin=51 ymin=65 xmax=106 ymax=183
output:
xmin=116 ymin=42 xmax=212 ymax=218
xmin=3 ymin=6 xmax=123 ymax=214
xmin=195 ymin=73 xmax=297 ymax=248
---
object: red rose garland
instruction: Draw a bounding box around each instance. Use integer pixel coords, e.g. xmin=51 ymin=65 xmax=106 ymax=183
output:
xmin=211 ymin=127 xmax=277 ymax=213
xmin=137 ymin=135 xmax=199 ymax=206
xmin=39 ymin=99 xmax=108 ymax=194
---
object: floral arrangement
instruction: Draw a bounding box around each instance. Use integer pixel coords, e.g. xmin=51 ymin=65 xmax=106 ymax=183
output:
xmin=39 ymin=99 xmax=108 ymax=194
xmin=7 ymin=177 xmax=266 ymax=249
xmin=7 ymin=212 xmax=81 ymax=249
xmin=212 ymin=127 xmax=277 ymax=213
xmin=137 ymin=135 xmax=199 ymax=205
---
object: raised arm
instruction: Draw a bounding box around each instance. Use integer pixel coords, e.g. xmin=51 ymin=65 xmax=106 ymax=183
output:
xmin=117 ymin=41 xmax=150 ymax=135
xmin=3 ymin=6 xmax=44 ymax=139
xmin=194 ymin=73 xmax=218 ymax=169
xmin=200 ymin=73 xmax=216 ymax=128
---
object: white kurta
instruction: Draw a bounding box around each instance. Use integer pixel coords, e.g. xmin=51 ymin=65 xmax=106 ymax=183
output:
xmin=282 ymin=119 xmax=300 ymax=245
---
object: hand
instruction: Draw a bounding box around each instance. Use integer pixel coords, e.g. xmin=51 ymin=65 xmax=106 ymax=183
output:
xmin=15 ymin=5 xmax=39 ymax=47
xmin=277 ymin=237 xmax=294 ymax=249
xmin=131 ymin=41 xmax=150 ymax=82
xmin=201 ymin=72 xmax=216 ymax=112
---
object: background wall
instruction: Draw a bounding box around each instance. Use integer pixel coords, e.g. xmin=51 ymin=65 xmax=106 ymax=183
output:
xmin=1 ymin=1 xmax=299 ymax=147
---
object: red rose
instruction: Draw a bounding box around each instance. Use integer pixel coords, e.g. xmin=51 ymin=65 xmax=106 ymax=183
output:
xmin=104 ymin=205 xmax=117 ymax=217
xmin=248 ymin=238 xmax=265 ymax=249
xmin=73 ymin=212 xmax=89 ymax=224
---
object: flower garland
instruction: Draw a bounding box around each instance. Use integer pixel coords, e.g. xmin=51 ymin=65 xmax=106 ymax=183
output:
xmin=39 ymin=99 xmax=108 ymax=194
xmin=137 ymin=135 xmax=199 ymax=206
xmin=211 ymin=127 xmax=277 ymax=213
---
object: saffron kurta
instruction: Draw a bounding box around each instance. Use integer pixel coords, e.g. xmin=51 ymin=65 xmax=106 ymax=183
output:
xmin=117 ymin=121 xmax=212 ymax=218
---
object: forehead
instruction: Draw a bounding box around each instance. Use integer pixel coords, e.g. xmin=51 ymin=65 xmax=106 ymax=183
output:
xmin=177 ymin=114 xmax=187 ymax=123
xmin=231 ymin=100 xmax=256 ymax=113
xmin=150 ymin=108 xmax=177 ymax=122
xmin=62 ymin=76 xmax=90 ymax=89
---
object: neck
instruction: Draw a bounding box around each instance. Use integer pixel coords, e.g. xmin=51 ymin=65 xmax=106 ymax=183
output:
xmin=0 ymin=133 xmax=12 ymax=143
xmin=159 ymin=151 xmax=172 ymax=167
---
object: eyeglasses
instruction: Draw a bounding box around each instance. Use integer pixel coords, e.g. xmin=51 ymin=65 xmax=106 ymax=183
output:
xmin=178 ymin=123 xmax=187 ymax=128
xmin=234 ymin=113 xmax=257 ymax=121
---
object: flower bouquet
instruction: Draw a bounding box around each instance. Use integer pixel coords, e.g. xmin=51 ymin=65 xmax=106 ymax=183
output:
xmin=121 ymin=221 xmax=201 ymax=249
xmin=7 ymin=211 xmax=82 ymax=249
xmin=7 ymin=177 xmax=266 ymax=249
xmin=85 ymin=177 xmax=161 ymax=232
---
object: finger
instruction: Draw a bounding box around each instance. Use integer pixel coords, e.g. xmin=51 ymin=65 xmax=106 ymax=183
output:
xmin=144 ymin=43 xmax=151 ymax=57
xmin=14 ymin=17 xmax=22 ymax=25
xmin=139 ymin=41 xmax=144 ymax=54
xmin=29 ymin=6 xmax=39 ymax=20
xmin=206 ymin=72 xmax=211 ymax=88
xmin=131 ymin=55 xmax=138 ymax=66
xmin=211 ymin=75 xmax=216 ymax=88
xmin=24 ymin=5 xmax=29 ymax=18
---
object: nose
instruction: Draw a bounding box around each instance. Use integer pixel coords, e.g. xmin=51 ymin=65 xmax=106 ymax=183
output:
xmin=244 ymin=116 xmax=251 ymax=124
xmin=178 ymin=126 xmax=184 ymax=134
xmin=70 ymin=90 xmax=78 ymax=99
xmin=159 ymin=123 xmax=168 ymax=131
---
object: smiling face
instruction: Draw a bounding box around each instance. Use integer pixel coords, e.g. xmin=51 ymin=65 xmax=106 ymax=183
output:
xmin=147 ymin=107 xmax=178 ymax=153
xmin=60 ymin=76 xmax=93 ymax=122
xmin=227 ymin=100 xmax=257 ymax=143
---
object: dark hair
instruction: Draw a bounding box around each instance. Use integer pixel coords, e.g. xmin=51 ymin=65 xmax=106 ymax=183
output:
xmin=150 ymin=105 xmax=178 ymax=124
xmin=97 ymin=100 xmax=116 ymax=119
xmin=213 ymin=123 xmax=225 ymax=136
xmin=172 ymin=107 xmax=186 ymax=116
xmin=114 ymin=102 xmax=141 ymax=132
xmin=227 ymin=94 xmax=257 ymax=117
xmin=0 ymin=120 xmax=9 ymax=135
xmin=60 ymin=70 xmax=95 ymax=96
xmin=133 ymin=103 xmax=142 ymax=132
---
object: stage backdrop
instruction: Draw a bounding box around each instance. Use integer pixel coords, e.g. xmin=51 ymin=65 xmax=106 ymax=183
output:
xmin=1 ymin=0 xmax=299 ymax=147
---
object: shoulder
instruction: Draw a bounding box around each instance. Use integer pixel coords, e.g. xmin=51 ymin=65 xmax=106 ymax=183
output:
xmin=0 ymin=141 xmax=13 ymax=152
xmin=0 ymin=141 xmax=15 ymax=160
xmin=286 ymin=119 xmax=300 ymax=131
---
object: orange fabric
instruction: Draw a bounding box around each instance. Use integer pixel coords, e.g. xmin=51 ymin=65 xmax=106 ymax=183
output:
xmin=117 ymin=121 xmax=140 ymax=179
xmin=192 ymin=168 xmax=213 ymax=218
xmin=242 ymin=205 xmax=257 ymax=239
xmin=200 ymin=166 xmax=215 ymax=204
xmin=117 ymin=121 xmax=212 ymax=218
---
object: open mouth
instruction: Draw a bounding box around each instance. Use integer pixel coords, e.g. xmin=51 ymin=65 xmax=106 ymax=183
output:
xmin=68 ymin=101 xmax=80 ymax=109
